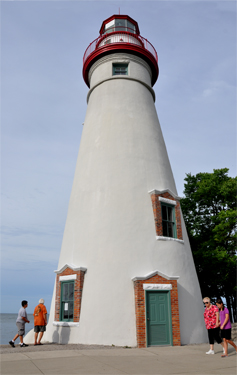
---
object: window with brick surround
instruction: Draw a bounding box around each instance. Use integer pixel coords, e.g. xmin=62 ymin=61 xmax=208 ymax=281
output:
xmin=54 ymin=265 xmax=87 ymax=324
xmin=149 ymin=189 xmax=183 ymax=241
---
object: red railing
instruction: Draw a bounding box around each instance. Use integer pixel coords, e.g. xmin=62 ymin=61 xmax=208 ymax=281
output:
xmin=83 ymin=30 xmax=158 ymax=65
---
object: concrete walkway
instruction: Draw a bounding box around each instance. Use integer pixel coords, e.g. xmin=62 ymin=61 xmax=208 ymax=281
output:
xmin=0 ymin=343 xmax=236 ymax=375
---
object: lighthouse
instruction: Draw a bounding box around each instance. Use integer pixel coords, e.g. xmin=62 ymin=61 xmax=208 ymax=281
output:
xmin=44 ymin=14 xmax=207 ymax=347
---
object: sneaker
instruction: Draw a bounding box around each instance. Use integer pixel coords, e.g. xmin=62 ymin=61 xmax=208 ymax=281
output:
xmin=206 ymin=349 xmax=215 ymax=355
xmin=20 ymin=343 xmax=28 ymax=347
xmin=9 ymin=341 xmax=15 ymax=348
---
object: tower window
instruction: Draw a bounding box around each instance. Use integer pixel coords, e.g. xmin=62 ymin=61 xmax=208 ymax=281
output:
xmin=60 ymin=281 xmax=74 ymax=322
xmin=113 ymin=63 xmax=128 ymax=75
xmin=149 ymin=190 xmax=183 ymax=241
xmin=54 ymin=266 xmax=86 ymax=324
xmin=161 ymin=204 xmax=177 ymax=238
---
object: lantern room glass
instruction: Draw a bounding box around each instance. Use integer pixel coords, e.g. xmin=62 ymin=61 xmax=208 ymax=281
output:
xmin=103 ymin=18 xmax=136 ymax=34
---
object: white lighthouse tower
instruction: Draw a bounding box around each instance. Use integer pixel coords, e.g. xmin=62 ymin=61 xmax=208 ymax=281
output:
xmin=45 ymin=14 xmax=207 ymax=347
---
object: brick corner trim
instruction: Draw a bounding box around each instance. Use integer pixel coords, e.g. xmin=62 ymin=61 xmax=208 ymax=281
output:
xmin=55 ymin=267 xmax=86 ymax=322
xmin=133 ymin=273 xmax=181 ymax=348
xmin=150 ymin=191 xmax=183 ymax=240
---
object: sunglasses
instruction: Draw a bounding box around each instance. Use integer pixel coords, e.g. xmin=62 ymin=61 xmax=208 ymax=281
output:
xmin=204 ymin=302 xmax=209 ymax=304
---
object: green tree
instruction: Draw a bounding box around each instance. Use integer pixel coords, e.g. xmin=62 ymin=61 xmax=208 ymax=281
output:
xmin=180 ymin=168 xmax=237 ymax=322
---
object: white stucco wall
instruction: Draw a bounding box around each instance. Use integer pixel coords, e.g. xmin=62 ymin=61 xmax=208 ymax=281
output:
xmin=42 ymin=52 xmax=207 ymax=346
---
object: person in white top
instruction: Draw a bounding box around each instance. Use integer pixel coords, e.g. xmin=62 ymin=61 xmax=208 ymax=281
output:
xmin=9 ymin=300 xmax=30 ymax=348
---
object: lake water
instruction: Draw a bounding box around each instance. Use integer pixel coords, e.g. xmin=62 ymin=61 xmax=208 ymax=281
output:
xmin=0 ymin=313 xmax=35 ymax=345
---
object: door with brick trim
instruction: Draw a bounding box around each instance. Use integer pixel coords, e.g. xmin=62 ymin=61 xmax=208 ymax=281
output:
xmin=146 ymin=291 xmax=171 ymax=346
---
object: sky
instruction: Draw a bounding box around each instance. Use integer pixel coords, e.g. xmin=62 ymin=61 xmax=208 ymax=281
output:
xmin=1 ymin=0 xmax=236 ymax=313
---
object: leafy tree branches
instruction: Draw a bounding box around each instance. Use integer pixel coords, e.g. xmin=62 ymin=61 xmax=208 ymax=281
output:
xmin=180 ymin=168 xmax=237 ymax=321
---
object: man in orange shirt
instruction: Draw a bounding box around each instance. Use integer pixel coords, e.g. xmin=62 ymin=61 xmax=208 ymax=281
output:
xmin=33 ymin=299 xmax=47 ymax=345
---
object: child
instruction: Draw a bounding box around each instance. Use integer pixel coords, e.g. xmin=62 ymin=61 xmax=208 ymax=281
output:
xmin=9 ymin=300 xmax=30 ymax=348
xmin=216 ymin=298 xmax=237 ymax=357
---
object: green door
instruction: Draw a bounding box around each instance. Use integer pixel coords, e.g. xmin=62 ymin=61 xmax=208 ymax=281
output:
xmin=146 ymin=291 xmax=172 ymax=346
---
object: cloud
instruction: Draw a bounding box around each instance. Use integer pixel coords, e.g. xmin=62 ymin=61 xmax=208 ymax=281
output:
xmin=202 ymin=80 xmax=234 ymax=98
xmin=1 ymin=224 xmax=62 ymax=238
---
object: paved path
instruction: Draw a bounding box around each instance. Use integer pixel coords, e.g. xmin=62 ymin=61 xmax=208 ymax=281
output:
xmin=0 ymin=343 xmax=236 ymax=375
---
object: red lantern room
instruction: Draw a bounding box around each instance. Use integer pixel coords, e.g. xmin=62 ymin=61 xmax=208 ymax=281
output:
xmin=82 ymin=15 xmax=159 ymax=87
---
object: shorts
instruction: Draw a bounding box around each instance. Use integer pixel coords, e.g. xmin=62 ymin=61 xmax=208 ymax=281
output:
xmin=207 ymin=327 xmax=222 ymax=345
xmin=34 ymin=325 xmax=46 ymax=333
xmin=16 ymin=322 xmax=25 ymax=336
xmin=221 ymin=328 xmax=231 ymax=340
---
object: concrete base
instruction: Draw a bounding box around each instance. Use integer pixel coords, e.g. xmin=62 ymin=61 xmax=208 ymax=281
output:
xmin=1 ymin=343 xmax=236 ymax=374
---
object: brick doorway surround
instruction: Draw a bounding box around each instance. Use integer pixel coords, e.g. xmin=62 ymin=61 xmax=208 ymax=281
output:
xmin=132 ymin=270 xmax=181 ymax=348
